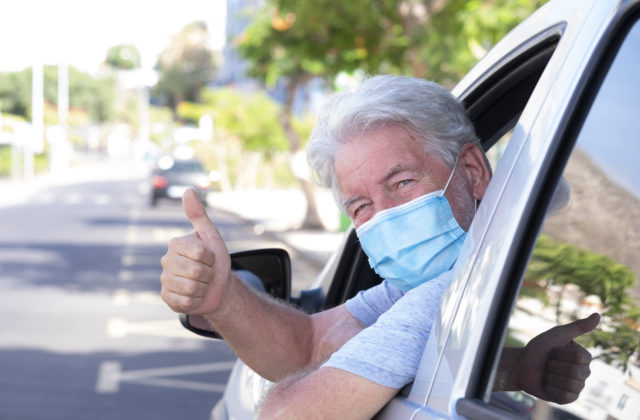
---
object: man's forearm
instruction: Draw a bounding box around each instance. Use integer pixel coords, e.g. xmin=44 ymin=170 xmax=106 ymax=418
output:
xmin=203 ymin=274 xmax=315 ymax=381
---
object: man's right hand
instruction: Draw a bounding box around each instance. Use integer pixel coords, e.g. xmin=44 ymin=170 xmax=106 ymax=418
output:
xmin=160 ymin=189 xmax=232 ymax=315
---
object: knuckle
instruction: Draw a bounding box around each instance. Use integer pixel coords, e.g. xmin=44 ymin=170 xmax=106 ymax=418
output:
xmin=179 ymin=295 xmax=199 ymax=312
xmin=184 ymin=281 xmax=201 ymax=296
xmin=193 ymin=245 xmax=208 ymax=261
xmin=187 ymin=263 xmax=206 ymax=280
xmin=168 ymin=237 xmax=181 ymax=250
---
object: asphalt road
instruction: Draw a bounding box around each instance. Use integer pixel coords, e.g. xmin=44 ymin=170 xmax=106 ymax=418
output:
xmin=0 ymin=171 xmax=319 ymax=420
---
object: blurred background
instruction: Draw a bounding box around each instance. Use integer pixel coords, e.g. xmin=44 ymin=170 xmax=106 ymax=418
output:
xmin=8 ymin=1 xmax=637 ymax=420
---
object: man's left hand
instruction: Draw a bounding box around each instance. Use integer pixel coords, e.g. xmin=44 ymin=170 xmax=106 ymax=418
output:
xmin=507 ymin=312 xmax=600 ymax=404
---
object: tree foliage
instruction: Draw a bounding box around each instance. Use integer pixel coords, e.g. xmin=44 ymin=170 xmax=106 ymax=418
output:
xmin=236 ymin=0 xmax=549 ymax=227
xmin=527 ymin=234 xmax=636 ymax=310
xmin=238 ymin=0 xmax=549 ymax=86
xmin=177 ymin=88 xmax=289 ymax=156
xmin=152 ymin=21 xmax=217 ymax=112
xmin=238 ymin=0 xmax=408 ymax=86
xmin=402 ymin=0 xmax=549 ymax=85
xmin=105 ymin=44 xmax=141 ymax=70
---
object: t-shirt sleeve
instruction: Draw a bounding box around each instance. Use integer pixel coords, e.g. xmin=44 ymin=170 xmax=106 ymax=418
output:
xmin=323 ymin=271 xmax=453 ymax=389
xmin=345 ymin=280 xmax=405 ymax=327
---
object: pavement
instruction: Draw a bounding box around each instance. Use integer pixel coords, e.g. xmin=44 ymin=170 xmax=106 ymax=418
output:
xmin=0 ymin=156 xmax=347 ymax=270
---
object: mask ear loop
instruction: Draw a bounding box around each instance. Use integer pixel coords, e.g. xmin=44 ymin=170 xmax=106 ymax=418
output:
xmin=440 ymin=156 xmax=459 ymax=197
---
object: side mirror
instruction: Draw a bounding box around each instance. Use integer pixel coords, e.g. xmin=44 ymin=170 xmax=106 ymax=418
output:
xmin=179 ymin=248 xmax=292 ymax=339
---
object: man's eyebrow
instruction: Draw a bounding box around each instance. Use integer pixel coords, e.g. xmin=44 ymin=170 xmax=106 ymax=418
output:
xmin=342 ymin=195 xmax=364 ymax=212
xmin=341 ymin=164 xmax=415 ymax=210
xmin=382 ymin=163 xmax=412 ymax=183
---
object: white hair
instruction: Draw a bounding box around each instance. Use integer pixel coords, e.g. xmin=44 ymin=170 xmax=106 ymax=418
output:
xmin=306 ymin=75 xmax=482 ymax=209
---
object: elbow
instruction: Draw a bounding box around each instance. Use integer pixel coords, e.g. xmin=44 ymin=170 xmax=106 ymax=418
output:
xmin=257 ymin=387 xmax=293 ymax=420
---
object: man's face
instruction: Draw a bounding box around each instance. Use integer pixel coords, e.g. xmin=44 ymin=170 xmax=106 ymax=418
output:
xmin=335 ymin=124 xmax=487 ymax=230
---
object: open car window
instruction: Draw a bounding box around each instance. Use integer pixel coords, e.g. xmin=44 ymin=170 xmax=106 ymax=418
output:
xmin=487 ymin=17 xmax=640 ymax=419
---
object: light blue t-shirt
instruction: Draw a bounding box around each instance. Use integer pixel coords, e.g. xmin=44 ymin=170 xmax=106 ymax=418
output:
xmin=322 ymin=271 xmax=453 ymax=388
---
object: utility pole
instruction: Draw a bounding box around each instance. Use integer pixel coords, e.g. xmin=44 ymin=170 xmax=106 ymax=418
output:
xmin=50 ymin=62 xmax=70 ymax=175
xmin=26 ymin=63 xmax=44 ymax=181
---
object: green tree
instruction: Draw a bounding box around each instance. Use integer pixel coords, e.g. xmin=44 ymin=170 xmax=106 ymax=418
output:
xmin=527 ymin=234 xmax=635 ymax=310
xmin=238 ymin=0 xmax=409 ymax=227
xmin=105 ymin=44 xmax=142 ymax=70
xmin=0 ymin=66 xmax=115 ymax=123
xmin=152 ymin=21 xmax=217 ymax=114
xmin=237 ymin=0 xmax=548 ymax=227
xmin=401 ymin=0 xmax=549 ymax=85
xmin=177 ymin=88 xmax=293 ymax=190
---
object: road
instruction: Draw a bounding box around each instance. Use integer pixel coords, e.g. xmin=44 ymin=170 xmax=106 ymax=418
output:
xmin=0 ymin=165 xmax=322 ymax=420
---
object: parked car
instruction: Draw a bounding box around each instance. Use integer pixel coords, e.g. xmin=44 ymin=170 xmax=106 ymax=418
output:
xmin=150 ymin=156 xmax=211 ymax=207
xmin=183 ymin=0 xmax=640 ymax=418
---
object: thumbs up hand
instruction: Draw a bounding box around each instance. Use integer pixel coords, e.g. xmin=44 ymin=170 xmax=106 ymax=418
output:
xmin=160 ymin=189 xmax=232 ymax=315
xmin=499 ymin=312 xmax=600 ymax=404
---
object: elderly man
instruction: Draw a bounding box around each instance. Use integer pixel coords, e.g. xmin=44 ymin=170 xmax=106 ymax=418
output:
xmin=160 ymin=75 xmax=599 ymax=419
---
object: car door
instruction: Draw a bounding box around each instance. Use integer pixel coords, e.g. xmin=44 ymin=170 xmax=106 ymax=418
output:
xmin=377 ymin=0 xmax=640 ymax=419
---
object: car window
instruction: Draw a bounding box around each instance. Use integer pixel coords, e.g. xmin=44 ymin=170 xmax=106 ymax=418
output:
xmin=488 ymin=18 xmax=640 ymax=419
xmin=169 ymin=160 xmax=204 ymax=172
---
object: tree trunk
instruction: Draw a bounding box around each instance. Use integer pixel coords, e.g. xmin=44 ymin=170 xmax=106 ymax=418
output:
xmin=280 ymin=74 xmax=324 ymax=230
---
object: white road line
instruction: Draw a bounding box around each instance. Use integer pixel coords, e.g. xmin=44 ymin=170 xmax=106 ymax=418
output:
xmin=95 ymin=361 xmax=121 ymax=393
xmin=95 ymin=361 xmax=235 ymax=394
xmin=117 ymin=270 xmax=135 ymax=282
xmin=64 ymin=193 xmax=83 ymax=204
xmin=106 ymin=318 xmax=201 ymax=339
xmin=93 ymin=194 xmax=111 ymax=205
xmin=112 ymin=289 xmax=162 ymax=306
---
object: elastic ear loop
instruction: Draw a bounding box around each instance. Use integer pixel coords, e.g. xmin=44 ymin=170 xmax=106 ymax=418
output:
xmin=440 ymin=156 xmax=459 ymax=197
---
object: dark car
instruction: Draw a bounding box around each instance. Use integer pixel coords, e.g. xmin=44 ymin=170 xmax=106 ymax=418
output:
xmin=150 ymin=157 xmax=211 ymax=206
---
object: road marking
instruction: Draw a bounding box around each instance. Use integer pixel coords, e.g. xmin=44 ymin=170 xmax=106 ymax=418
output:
xmin=106 ymin=318 xmax=200 ymax=339
xmin=113 ymin=289 xmax=162 ymax=306
xmin=117 ymin=270 xmax=135 ymax=282
xmin=64 ymin=193 xmax=83 ymax=204
xmin=95 ymin=360 xmax=235 ymax=394
xmin=153 ymin=227 xmax=190 ymax=242
xmin=93 ymin=194 xmax=112 ymax=205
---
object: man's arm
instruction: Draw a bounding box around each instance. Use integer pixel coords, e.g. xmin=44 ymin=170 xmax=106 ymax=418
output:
xmin=160 ymin=189 xmax=364 ymax=381
xmin=258 ymin=367 xmax=397 ymax=420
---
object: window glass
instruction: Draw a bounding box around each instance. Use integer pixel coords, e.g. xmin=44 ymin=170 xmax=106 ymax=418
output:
xmin=490 ymin=20 xmax=640 ymax=419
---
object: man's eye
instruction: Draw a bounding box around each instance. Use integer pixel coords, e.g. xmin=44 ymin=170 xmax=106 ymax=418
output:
xmin=353 ymin=203 xmax=369 ymax=217
xmin=397 ymin=179 xmax=413 ymax=187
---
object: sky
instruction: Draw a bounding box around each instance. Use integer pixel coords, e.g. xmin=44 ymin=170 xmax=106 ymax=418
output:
xmin=0 ymin=0 xmax=227 ymax=73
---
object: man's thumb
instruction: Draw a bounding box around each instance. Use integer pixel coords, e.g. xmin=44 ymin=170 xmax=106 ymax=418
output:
xmin=558 ymin=312 xmax=601 ymax=341
xmin=182 ymin=189 xmax=221 ymax=246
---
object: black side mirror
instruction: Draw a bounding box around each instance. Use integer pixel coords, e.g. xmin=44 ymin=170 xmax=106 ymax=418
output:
xmin=179 ymin=248 xmax=292 ymax=339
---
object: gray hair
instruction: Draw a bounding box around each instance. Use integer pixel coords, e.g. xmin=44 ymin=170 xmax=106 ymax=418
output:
xmin=306 ymin=75 xmax=482 ymax=209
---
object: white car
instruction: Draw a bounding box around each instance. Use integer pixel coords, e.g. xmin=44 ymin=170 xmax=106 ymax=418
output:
xmin=184 ymin=0 xmax=640 ymax=418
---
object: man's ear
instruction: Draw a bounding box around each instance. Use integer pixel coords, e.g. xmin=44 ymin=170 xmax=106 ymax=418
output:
xmin=459 ymin=143 xmax=492 ymax=201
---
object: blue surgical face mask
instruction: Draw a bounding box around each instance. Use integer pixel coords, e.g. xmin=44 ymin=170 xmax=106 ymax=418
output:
xmin=355 ymin=162 xmax=466 ymax=292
